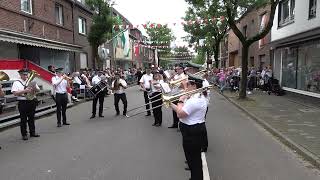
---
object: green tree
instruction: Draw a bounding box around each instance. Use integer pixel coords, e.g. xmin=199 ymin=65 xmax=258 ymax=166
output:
xmin=86 ymin=0 xmax=114 ymax=69
xmin=184 ymin=0 xmax=228 ymax=68
xmin=145 ymin=23 xmax=175 ymax=65
xmin=222 ymin=0 xmax=279 ymax=99
xmin=192 ymin=49 xmax=206 ymax=65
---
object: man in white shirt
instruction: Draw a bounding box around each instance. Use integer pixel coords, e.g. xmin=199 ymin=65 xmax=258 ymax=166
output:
xmin=52 ymin=68 xmax=70 ymax=127
xmin=139 ymin=68 xmax=153 ymax=116
xmin=112 ymin=73 xmax=128 ymax=117
xmin=11 ymin=68 xmax=40 ymax=140
xmin=170 ymin=75 xmax=208 ymax=180
xmin=90 ymin=71 xmax=106 ymax=119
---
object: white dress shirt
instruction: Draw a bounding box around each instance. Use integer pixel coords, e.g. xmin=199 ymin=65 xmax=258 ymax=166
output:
xmin=139 ymin=74 xmax=153 ymax=89
xmin=11 ymin=79 xmax=40 ymax=100
xmin=151 ymin=80 xmax=164 ymax=93
xmin=180 ymin=93 xmax=208 ymax=125
xmin=73 ymin=76 xmax=82 ymax=85
xmin=112 ymin=79 xmax=127 ymax=94
xmin=92 ymin=75 xmax=101 ymax=86
xmin=171 ymin=73 xmax=187 ymax=94
xmin=202 ymin=79 xmax=211 ymax=104
xmin=52 ymin=76 xmax=68 ymax=94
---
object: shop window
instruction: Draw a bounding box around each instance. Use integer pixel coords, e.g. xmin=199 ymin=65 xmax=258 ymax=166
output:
xmin=297 ymin=41 xmax=320 ymax=93
xmin=281 ymin=47 xmax=298 ymax=89
xmin=55 ymin=4 xmax=63 ymax=25
xmin=278 ymin=0 xmax=295 ymax=27
xmin=21 ymin=0 xmax=32 ymax=14
xmin=78 ymin=17 xmax=87 ymax=35
xmin=80 ymin=53 xmax=88 ymax=69
xmin=309 ymin=0 xmax=317 ymax=19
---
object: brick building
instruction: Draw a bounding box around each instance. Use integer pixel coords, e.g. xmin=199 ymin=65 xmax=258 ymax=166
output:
xmin=0 ymin=0 xmax=94 ymax=72
xmin=221 ymin=4 xmax=272 ymax=70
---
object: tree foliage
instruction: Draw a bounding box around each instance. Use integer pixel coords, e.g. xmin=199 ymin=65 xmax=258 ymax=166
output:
xmin=86 ymin=0 xmax=114 ymax=69
xmin=184 ymin=0 xmax=228 ymax=67
xmin=145 ymin=23 xmax=175 ymax=55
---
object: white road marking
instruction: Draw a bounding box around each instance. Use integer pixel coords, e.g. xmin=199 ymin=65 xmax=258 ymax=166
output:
xmin=202 ymin=152 xmax=210 ymax=180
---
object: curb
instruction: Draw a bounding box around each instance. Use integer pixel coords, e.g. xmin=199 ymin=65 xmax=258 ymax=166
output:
xmin=218 ymin=90 xmax=320 ymax=169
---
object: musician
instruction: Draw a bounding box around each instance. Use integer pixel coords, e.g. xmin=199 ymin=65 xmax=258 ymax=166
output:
xmin=112 ymin=73 xmax=129 ymax=117
xmin=150 ymin=71 xmax=164 ymax=127
xmin=202 ymin=73 xmax=210 ymax=152
xmin=52 ymin=68 xmax=70 ymax=127
xmin=139 ymin=68 xmax=153 ymax=116
xmin=170 ymin=75 xmax=208 ymax=180
xmin=11 ymin=68 xmax=40 ymax=140
xmin=168 ymin=64 xmax=187 ymax=128
xmin=90 ymin=71 xmax=106 ymax=118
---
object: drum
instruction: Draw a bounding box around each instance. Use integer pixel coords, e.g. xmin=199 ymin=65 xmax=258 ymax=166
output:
xmin=89 ymin=81 xmax=108 ymax=97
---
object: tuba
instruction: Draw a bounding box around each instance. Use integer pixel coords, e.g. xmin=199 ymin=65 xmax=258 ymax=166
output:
xmin=25 ymin=70 xmax=40 ymax=100
xmin=0 ymin=71 xmax=10 ymax=81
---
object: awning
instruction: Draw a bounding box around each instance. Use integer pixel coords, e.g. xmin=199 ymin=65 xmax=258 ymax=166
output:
xmin=0 ymin=29 xmax=82 ymax=52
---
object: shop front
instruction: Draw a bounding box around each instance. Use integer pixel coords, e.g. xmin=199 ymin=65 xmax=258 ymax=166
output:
xmin=273 ymin=39 xmax=320 ymax=97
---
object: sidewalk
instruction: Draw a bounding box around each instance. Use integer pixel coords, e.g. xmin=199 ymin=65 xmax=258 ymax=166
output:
xmin=220 ymin=89 xmax=320 ymax=168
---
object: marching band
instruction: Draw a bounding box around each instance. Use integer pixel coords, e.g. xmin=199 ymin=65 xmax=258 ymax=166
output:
xmin=6 ymin=64 xmax=211 ymax=180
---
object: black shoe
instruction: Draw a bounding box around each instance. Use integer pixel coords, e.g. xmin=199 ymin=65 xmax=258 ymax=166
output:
xmin=156 ymin=124 xmax=161 ymax=127
xmin=99 ymin=115 xmax=104 ymax=117
xmin=168 ymin=126 xmax=178 ymax=128
xmin=116 ymin=113 xmax=120 ymax=116
xmin=57 ymin=124 xmax=62 ymax=127
xmin=90 ymin=115 xmax=96 ymax=119
xmin=22 ymin=135 xmax=28 ymax=140
xmin=145 ymin=114 xmax=151 ymax=116
xmin=30 ymin=133 xmax=40 ymax=137
xmin=185 ymin=160 xmax=188 ymax=164
xmin=184 ymin=167 xmax=190 ymax=171
xmin=152 ymin=123 xmax=157 ymax=126
xmin=63 ymin=123 xmax=70 ymax=125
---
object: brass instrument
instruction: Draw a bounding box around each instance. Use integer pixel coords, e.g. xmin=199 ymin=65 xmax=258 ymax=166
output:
xmin=0 ymin=71 xmax=9 ymax=81
xmin=25 ymin=70 xmax=40 ymax=100
xmin=128 ymin=85 xmax=213 ymax=117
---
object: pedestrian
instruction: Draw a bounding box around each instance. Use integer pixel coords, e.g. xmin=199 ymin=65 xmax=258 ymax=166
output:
xmin=139 ymin=68 xmax=153 ymax=116
xmin=11 ymin=68 xmax=40 ymax=140
xmin=170 ymin=74 xmax=207 ymax=180
xmin=112 ymin=73 xmax=129 ymax=117
xmin=52 ymin=68 xmax=70 ymax=127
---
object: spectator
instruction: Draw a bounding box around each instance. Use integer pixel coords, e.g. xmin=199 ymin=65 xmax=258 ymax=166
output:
xmin=48 ymin=65 xmax=56 ymax=73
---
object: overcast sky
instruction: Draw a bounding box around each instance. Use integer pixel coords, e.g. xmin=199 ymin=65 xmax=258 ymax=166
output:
xmin=114 ymin=0 xmax=190 ymax=46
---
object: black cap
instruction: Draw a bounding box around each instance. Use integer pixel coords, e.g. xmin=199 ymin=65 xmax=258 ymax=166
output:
xmin=187 ymin=73 xmax=204 ymax=86
xmin=56 ymin=68 xmax=64 ymax=73
xmin=18 ymin=68 xmax=30 ymax=75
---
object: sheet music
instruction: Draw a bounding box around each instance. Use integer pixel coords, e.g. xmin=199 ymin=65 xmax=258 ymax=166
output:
xmin=160 ymin=82 xmax=171 ymax=94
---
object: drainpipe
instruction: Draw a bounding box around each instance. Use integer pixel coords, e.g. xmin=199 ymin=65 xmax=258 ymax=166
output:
xmin=71 ymin=1 xmax=76 ymax=72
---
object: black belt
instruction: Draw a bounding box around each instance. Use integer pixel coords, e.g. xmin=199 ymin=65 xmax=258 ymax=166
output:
xmin=56 ymin=93 xmax=67 ymax=95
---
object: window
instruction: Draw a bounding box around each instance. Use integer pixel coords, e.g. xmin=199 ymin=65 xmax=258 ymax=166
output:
xmin=278 ymin=0 xmax=295 ymax=27
xmin=78 ymin=17 xmax=86 ymax=35
xmin=309 ymin=0 xmax=317 ymax=19
xmin=55 ymin=4 xmax=63 ymax=25
xmin=80 ymin=53 xmax=88 ymax=69
xmin=21 ymin=0 xmax=32 ymax=14
xmin=250 ymin=57 xmax=254 ymax=67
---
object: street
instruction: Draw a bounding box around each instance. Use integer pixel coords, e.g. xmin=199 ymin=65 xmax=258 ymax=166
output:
xmin=0 ymin=86 xmax=319 ymax=180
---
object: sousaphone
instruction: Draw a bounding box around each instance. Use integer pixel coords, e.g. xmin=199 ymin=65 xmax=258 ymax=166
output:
xmin=0 ymin=71 xmax=9 ymax=81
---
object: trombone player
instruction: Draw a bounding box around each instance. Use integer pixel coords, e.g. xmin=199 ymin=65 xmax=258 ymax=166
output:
xmin=52 ymin=68 xmax=70 ymax=127
xmin=168 ymin=64 xmax=187 ymax=128
xmin=170 ymin=74 xmax=208 ymax=180
xmin=11 ymin=68 xmax=40 ymax=140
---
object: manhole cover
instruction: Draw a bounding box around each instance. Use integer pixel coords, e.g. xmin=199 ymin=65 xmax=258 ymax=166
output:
xmin=298 ymin=109 xmax=319 ymax=113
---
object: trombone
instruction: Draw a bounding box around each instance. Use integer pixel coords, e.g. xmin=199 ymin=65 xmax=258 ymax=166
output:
xmin=128 ymin=85 xmax=213 ymax=117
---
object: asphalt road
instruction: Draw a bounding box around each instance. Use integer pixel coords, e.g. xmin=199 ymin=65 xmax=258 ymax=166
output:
xmin=0 ymin=86 xmax=319 ymax=180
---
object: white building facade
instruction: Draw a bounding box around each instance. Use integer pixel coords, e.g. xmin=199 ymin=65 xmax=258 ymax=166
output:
xmin=271 ymin=0 xmax=320 ymax=97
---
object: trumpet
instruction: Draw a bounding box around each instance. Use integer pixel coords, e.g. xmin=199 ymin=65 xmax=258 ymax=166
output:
xmin=63 ymin=74 xmax=73 ymax=80
xmin=128 ymin=85 xmax=213 ymax=117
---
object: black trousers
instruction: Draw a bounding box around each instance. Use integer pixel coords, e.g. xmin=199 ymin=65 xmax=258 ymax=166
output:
xmin=143 ymin=89 xmax=151 ymax=115
xmin=171 ymin=100 xmax=179 ymax=127
xmin=180 ymin=122 xmax=205 ymax=180
xmin=72 ymin=83 xmax=80 ymax=98
xmin=92 ymin=91 xmax=105 ymax=116
xmin=151 ymin=92 xmax=163 ymax=125
xmin=114 ymin=93 xmax=127 ymax=115
xmin=18 ymin=100 xmax=37 ymax=136
xmin=56 ymin=93 xmax=68 ymax=125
